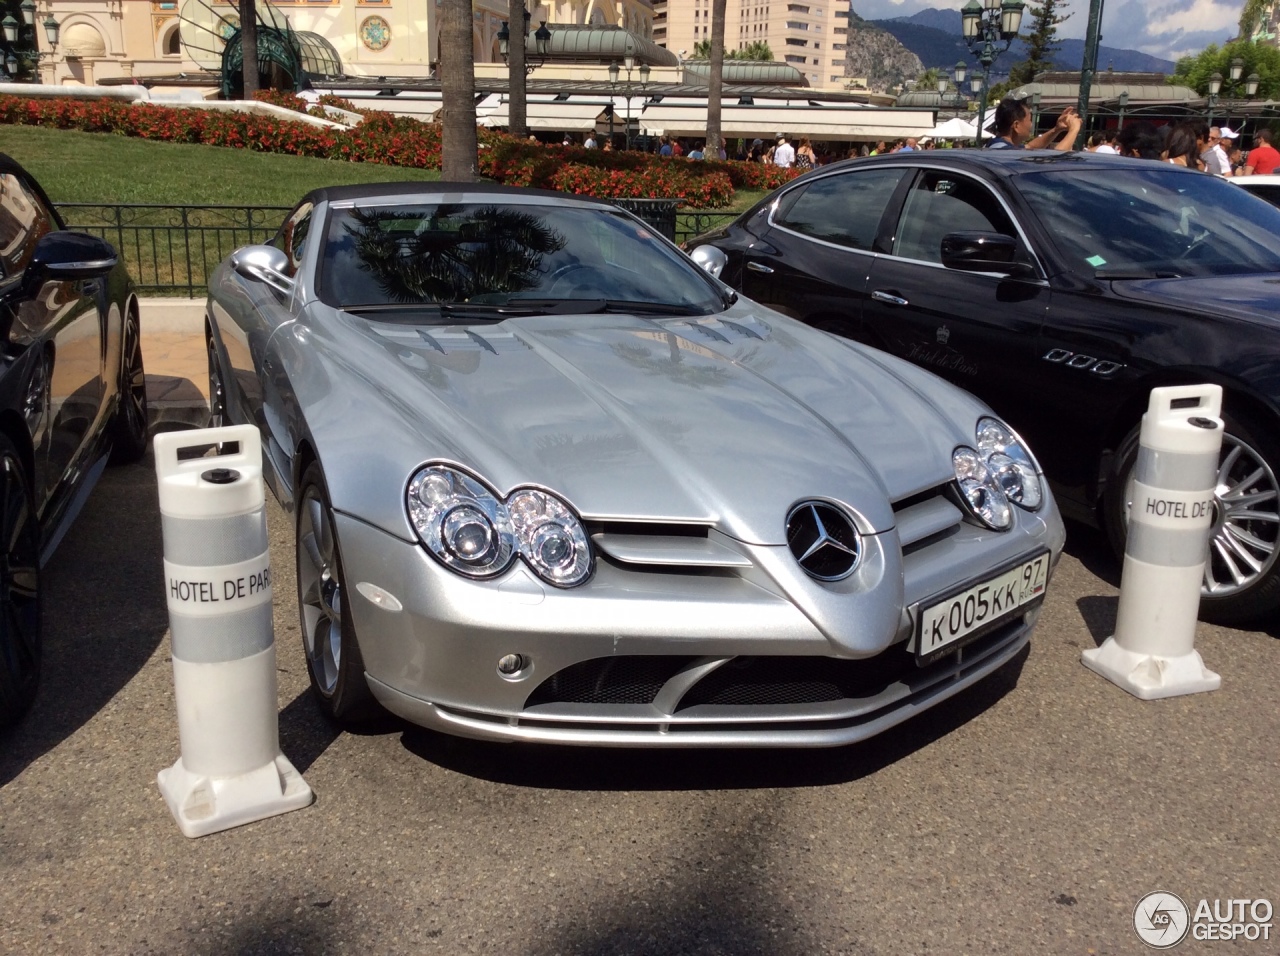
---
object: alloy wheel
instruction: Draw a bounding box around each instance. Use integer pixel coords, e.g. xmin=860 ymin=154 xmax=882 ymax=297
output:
xmin=207 ymin=336 xmax=225 ymax=429
xmin=0 ymin=449 xmax=41 ymax=721
xmin=121 ymin=316 xmax=147 ymax=443
xmin=298 ymin=488 xmax=342 ymax=695
xmin=1203 ymin=435 xmax=1280 ymax=597
xmin=1124 ymin=432 xmax=1280 ymax=599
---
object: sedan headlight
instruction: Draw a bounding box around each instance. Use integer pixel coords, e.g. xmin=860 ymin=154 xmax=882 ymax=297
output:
xmin=408 ymin=466 xmax=516 ymax=577
xmin=953 ymin=447 xmax=1013 ymax=531
xmin=975 ymin=417 xmax=1043 ymax=511
xmin=951 ymin=418 xmax=1044 ymax=531
xmin=507 ymin=489 xmax=592 ymax=587
xmin=407 ymin=465 xmax=593 ymax=587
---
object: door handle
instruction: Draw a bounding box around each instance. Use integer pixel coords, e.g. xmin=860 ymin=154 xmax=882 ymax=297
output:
xmin=871 ymin=290 xmax=909 ymax=306
xmin=746 ymin=261 xmax=775 ymax=274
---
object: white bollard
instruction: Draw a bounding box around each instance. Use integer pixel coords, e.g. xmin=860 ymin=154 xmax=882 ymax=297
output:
xmin=154 ymin=425 xmax=313 ymax=837
xmin=1082 ymin=385 xmax=1223 ymax=700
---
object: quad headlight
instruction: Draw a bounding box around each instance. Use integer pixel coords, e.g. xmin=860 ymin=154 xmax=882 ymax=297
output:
xmin=407 ymin=465 xmax=592 ymax=587
xmin=952 ymin=418 xmax=1044 ymax=531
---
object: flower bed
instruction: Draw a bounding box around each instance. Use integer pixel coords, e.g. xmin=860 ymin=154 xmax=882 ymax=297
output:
xmin=0 ymin=95 xmax=794 ymax=207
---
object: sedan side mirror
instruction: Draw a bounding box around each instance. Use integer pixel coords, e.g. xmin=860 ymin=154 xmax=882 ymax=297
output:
xmin=940 ymin=232 xmax=1034 ymax=278
xmin=231 ymin=244 xmax=294 ymax=295
xmin=27 ymin=231 xmax=118 ymax=284
xmin=689 ymin=244 xmax=728 ymax=279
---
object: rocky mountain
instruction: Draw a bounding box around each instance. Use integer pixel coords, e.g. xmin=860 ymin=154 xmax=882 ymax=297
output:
xmin=844 ymin=12 xmax=926 ymax=92
xmin=869 ymin=8 xmax=1176 ymax=77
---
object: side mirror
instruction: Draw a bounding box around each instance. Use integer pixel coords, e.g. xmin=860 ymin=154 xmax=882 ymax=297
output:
xmin=28 ymin=231 xmax=118 ymax=283
xmin=230 ymin=244 xmax=294 ymax=295
xmin=689 ymin=243 xmax=728 ymax=279
xmin=940 ymin=232 xmax=1034 ymax=277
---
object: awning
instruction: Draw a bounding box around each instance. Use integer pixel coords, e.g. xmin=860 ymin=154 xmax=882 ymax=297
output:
xmin=481 ymin=101 xmax=611 ymax=132
xmin=638 ymin=104 xmax=934 ymax=140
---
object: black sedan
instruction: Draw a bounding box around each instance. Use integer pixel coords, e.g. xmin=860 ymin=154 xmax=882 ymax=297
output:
xmin=688 ymin=149 xmax=1280 ymax=625
xmin=0 ymin=153 xmax=148 ymax=728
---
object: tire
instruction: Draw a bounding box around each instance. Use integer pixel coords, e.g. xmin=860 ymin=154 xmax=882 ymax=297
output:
xmin=206 ymin=332 xmax=226 ymax=429
xmin=108 ymin=308 xmax=148 ymax=465
xmin=296 ymin=461 xmax=378 ymax=722
xmin=1104 ymin=411 xmax=1280 ymax=627
xmin=0 ymin=435 xmax=42 ymax=730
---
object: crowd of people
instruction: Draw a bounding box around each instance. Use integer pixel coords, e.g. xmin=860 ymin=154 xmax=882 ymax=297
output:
xmin=551 ymin=102 xmax=1278 ymax=178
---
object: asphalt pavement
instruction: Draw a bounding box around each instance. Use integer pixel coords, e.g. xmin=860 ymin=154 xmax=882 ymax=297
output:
xmin=1 ymin=442 xmax=1277 ymax=956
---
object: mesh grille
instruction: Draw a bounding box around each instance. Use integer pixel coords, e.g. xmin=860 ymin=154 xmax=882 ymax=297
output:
xmin=524 ymin=656 xmax=698 ymax=707
xmin=677 ymin=650 xmax=915 ymax=709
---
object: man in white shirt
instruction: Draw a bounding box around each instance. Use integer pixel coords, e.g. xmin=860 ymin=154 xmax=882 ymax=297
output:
xmin=773 ymin=135 xmax=795 ymax=168
xmin=1203 ymin=127 xmax=1233 ymax=176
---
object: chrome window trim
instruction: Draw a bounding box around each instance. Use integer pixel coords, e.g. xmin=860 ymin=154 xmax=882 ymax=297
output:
xmin=884 ymin=163 xmax=1048 ymax=280
xmin=765 ymin=163 xmax=1049 ymax=281
xmin=764 ymin=168 xmax=897 ymax=261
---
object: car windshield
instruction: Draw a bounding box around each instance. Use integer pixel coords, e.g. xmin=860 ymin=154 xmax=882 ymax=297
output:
xmin=319 ymin=201 xmax=725 ymax=315
xmin=1014 ymin=166 xmax=1280 ymax=278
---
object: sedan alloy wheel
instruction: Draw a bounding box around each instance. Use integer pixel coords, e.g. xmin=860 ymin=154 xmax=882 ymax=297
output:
xmin=0 ymin=436 xmax=41 ymax=728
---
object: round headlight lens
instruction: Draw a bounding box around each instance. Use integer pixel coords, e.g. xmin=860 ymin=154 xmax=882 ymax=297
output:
xmin=407 ymin=466 xmax=515 ymax=577
xmin=508 ymin=488 xmax=592 ymax=587
xmin=953 ymin=446 xmax=1013 ymax=531
xmin=976 ymin=417 xmax=1042 ymax=510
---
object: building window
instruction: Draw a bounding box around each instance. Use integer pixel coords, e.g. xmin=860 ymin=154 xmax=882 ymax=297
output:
xmin=784 ymin=54 xmax=805 ymax=62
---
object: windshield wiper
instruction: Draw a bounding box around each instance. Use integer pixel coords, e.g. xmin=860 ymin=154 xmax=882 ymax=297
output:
xmin=505 ymin=298 xmax=711 ymax=316
xmin=343 ymin=302 xmax=543 ymax=321
xmin=1095 ymin=269 xmax=1185 ymax=280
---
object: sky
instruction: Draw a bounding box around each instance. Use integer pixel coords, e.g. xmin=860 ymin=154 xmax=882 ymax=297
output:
xmin=853 ymin=0 xmax=1245 ymax=62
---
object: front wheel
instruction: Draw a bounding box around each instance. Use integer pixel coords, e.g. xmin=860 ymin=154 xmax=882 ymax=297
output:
xmin=108 ymin=309 xmax=148 ymax=464
xmin=0 ymin=435 xmax=42 ymax=729
xmin=1105 ymin=413 xmax=1280 ymax=627
xmin=296 ymin=461 xmax=377 ymax=722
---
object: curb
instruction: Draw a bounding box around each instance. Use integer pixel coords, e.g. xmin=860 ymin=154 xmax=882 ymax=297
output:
xmin=139 ymin=298 xmax=206 ymax=334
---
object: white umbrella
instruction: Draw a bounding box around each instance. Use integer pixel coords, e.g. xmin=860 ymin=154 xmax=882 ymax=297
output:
xmin=924 ymin=117 xmax=989 ymax=140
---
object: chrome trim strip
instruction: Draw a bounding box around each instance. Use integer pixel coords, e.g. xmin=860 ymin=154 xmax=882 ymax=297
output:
xmin=895 ymin=496 xmax=962 ymax=548
xmin=592 ymin=533 xmax=754 ymax=568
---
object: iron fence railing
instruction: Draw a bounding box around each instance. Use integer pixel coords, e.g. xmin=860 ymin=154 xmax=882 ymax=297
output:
xmin=55 ymin=203 xmax=291 ymax=297
xmin=54 ymin=202 xmax=741 ymax=295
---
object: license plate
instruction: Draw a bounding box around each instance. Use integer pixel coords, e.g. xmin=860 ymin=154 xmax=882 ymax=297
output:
xmin=915 ymin=551 xmax=1050 ymax=665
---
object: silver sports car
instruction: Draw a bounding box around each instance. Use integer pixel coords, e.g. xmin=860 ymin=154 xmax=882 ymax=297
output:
xmin=206 ymin=183 xmax=1065 ymax=748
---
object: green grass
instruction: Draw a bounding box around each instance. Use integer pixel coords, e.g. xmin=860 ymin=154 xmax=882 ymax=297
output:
xmin=0 ymin=125 xmax=438 ymax=205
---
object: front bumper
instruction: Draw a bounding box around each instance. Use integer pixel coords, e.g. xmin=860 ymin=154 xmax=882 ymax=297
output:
xmin=333 ymin=494 xmax=1063 ymax=748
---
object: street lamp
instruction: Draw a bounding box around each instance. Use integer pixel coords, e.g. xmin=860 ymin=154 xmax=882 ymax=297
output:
xmin=1 ymin=1 xmax=58 ymax=82
xmin=497 ymin=16 xmax=550 ymax=74
xmin=959 ymin=0 xmax=1025 ymax=148
xmin=608 ymin=48 xmax=649 ymax=150
xmin=1117 ymin=89 xmax=1128 ymax=130
xmin=1208 ymin=59 xmax=1260 ymax=127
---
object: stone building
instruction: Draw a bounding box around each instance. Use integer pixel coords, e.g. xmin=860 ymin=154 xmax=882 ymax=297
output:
xmin=20 ymin=0 xmax=655 ymax=86
xmin=650 ymin=0 xmax=854 ymax=90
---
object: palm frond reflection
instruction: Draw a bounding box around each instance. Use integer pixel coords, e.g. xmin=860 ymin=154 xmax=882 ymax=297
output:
xmin=345 ymin=205 xmax=568 ymax=304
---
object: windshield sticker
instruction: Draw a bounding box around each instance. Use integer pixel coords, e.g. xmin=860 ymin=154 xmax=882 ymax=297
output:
xmin=1086 ymin=255 xmax=1107 ymax=267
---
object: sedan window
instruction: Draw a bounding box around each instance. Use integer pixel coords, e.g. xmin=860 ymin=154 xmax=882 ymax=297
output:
xmin=1016 ymin=166 xmax=1280 ymax=278
xmin=773 ymin=168 xmax=908 ymax=251
xmin=319 ymin=202 xmax=725 ymax=315
xmin=0 ymin=173 xmax=55 ymax=283
xmin=892 ymin=171 xmax=1016 ymax=264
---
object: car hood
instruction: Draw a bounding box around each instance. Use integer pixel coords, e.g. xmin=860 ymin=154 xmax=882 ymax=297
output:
xmin=298 ymin=301 xmax=988 ymax=545
xmin=1109 ymin=272 xmax=1280 ymax=326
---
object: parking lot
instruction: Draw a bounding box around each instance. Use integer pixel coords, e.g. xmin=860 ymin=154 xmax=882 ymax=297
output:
xmin=0 ymin=407 xmax=1276 ymax=954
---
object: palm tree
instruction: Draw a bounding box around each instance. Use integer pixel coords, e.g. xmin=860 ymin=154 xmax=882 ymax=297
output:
xmin=439 ymin=0 xmax=479 ymax=181
xmin=345 ymin=206 xmax=568 ymax=303
xmin=737 ymin=40 xmax=773 ymax=61
xmin=1240 ymin=0 xmax=1272 ymax=38
xmin=239 ymin=0 xmax=258 ymax=97
xmin=706 ymin=0 xmax=727 ymax=156
xmin=507 ymin=0 xmax=528 ymax=139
